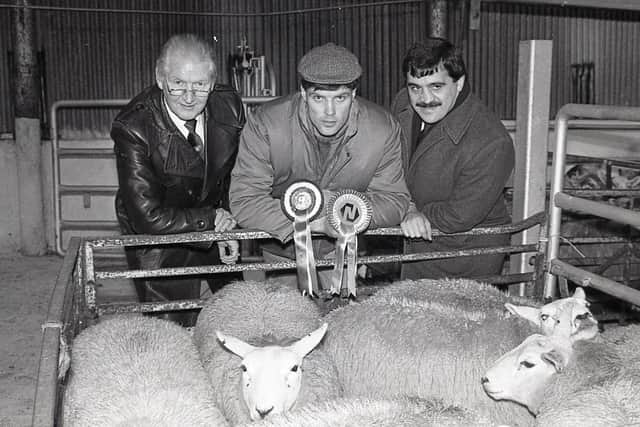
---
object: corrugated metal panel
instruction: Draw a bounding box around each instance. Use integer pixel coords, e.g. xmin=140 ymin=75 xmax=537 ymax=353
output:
xmin=0 ymin=0 xmax=638 ymax=136
xmin=0 ymin=8 xmax=12 ymax=134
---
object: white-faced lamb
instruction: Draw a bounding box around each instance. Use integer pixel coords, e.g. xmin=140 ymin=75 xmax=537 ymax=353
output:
xmin=481 ymin=332 xmax=640 ymax=426
xmin=322 ymin=278 xmax=598 ymax=427
xmin=62 ymin=315 xmax=228 ymax=427
xmin=194 ymin=280 xmax=343 ymax=425
xmin=238 ymin=396 xmax=494 ymax=427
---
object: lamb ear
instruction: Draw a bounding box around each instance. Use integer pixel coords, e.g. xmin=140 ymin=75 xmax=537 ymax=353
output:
xmin=505 ymin=303 xmax=541 ymax=326
xmin=541 ymin=349 xmax=567 ymax=373
xmin=216 ymin=330 xmax=256 ymax=358
xmin=289 ymin=323 xmax=328 ymax=358
xmin=572 ymin=287 xmax=586 ymax=300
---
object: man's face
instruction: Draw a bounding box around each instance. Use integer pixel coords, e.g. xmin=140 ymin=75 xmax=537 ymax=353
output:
xmin=406 ymin=66 xmax=465 ymax=124
xmin=301 ymin=86 xmax=355 ymax=137
xmin=156 ymin=53 xmax=214 ymax=121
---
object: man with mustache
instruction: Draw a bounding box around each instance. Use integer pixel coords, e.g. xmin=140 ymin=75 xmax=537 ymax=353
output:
xmin=230 ymin=43 xmax=410 ymax=291
xmin=392 ymin=38 xmax=515 ymax=280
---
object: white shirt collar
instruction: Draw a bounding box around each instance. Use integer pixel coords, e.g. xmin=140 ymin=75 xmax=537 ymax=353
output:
xmin=164 ymin=98 xmax=204 ymax=140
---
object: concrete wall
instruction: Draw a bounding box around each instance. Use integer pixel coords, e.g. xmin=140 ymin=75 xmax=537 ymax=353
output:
xmin=0 ymin=137 xmax=53 ymax=255
xmin=0 ymin=138 xmax=21 ymax=253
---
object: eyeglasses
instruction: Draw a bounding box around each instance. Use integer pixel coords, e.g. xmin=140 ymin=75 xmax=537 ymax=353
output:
xmin=165 ymin=80 xmax=212 ymax=98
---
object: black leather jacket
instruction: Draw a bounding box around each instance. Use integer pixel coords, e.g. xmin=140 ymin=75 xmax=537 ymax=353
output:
xmin=112 ymin=84 xmax=245 ymax=237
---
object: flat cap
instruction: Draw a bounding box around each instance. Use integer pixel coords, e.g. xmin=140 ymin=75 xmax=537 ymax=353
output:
xmin=297 ymin=43 xmax=362 ymax=85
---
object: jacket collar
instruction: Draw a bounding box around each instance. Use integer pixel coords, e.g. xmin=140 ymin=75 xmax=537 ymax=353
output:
xmin=397 ymin=82 xmax=478 ymax=146
xmin=436 ymin=81 xmax=476 ymax=145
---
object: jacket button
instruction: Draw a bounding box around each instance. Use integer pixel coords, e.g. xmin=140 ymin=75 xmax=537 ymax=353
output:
xmin=196 ymin=219 xmax=205 ymax=229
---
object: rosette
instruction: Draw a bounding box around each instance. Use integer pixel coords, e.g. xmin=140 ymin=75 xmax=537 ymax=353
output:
xmin=281 ymin=181 xmax=323 ymax=297
xmin=325 ymin=189 xmax=372 ymax=297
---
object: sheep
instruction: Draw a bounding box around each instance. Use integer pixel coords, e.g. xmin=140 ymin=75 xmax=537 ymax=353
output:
xmin=481 ymin=332 xmax=640 ymax=426
xmin=62 ymin=315 xmax=228 ymax=427
xmin=194 ymin=279 xmax=343 ymax=425
xmin=238 ymin=396 xmax=495 ymax=427
xmin=597 ymin=322 xmax=640 ymax=361
xmin=322 ymin=278 xmax=598 ymax=427
xmin=504 ymin=287 xmax=597 ymax=342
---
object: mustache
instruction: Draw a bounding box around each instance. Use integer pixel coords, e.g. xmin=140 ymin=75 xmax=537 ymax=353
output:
xmin=415 ymin=101 xmax=442 ymax=108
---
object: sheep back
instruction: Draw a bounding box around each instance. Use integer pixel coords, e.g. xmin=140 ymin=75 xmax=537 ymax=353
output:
xmin=62 ymin=315 xmax=227 ymax=427
xmin=240 ymin=396 xmax=495 ymax=427
xmin=194 ymin=279 xmax=323 ymax=357
xmin=324 ymin=278 xmax=538 ymax=426
xmin=536 ymin=373 xmax=640 ymax=427
xmin=598 ymin=323 xmax=640 ymax=361
xmin=536 ymin=339 xmax=629 ymax=426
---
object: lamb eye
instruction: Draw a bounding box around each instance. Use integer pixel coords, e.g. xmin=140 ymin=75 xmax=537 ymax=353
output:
xmin=521 ymin=361 xmax=535 ymax=368
xmin=540 ymin=314 xmax=549 ymax=321
xmin=291 ymin=365 xmax=299 ymax=372
xmin=240 ymin=364 xmax=247 ymax=372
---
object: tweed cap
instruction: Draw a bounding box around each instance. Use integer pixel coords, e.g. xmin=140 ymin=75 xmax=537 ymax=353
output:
xmin=297 ymin=43 xmax=362 ymax=85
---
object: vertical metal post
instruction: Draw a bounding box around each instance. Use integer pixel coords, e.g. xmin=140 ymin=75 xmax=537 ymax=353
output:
xmin=427 ymin=0 xmax=448 ymax=39
xmin=544 ymin=108 xmax=571 ymax=299
xmin=13 ymin=0 xmax=46 ymax=255
xmin=510 ymin=40 xmax=553 ymax=297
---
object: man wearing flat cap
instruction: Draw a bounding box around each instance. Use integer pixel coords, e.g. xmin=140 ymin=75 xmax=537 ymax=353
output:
xmin=230 ymin=43 xmax=410 ymax=290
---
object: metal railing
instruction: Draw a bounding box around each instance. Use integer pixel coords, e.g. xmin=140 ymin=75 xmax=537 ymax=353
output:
xmin=49 ymin=96 xmax=278 ymax=256
xmin=544 ymin=103 xmax=640 ymax=306
xmin=77 ymin=212 xmax=546 ymax=317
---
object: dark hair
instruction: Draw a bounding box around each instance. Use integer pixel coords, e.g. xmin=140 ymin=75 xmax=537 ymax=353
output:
xmin=300 ymin=79 xmax=359 ymax=91
xmin=401 ymin=38 xmax=466 ymax=81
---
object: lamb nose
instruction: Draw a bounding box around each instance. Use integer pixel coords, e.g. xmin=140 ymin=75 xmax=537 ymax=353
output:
xmin=257 ymin=406 xmax=274 ymax=418
xmin=480 ymin=377 xmax=489 ymax=384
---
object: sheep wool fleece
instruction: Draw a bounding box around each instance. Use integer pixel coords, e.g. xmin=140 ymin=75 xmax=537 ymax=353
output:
xmin=62 ymin=316 xmax=227 ymax=427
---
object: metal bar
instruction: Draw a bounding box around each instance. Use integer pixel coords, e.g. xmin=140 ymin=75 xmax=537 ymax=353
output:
xmin=85 ymin=213 xmax=545 ymax=250
xmin=550 ymin=259 xmax=640 ymax=306
xmin=96 ymin=271 xmax=537 ymax=316
xmin=564 ymin=189 xmax=640 ymax=198
xmin=59 ymin=186 xmax=117 ymax=196
xmin=560 ymin=236 xmax=636 ymax=245
xmin=59 ymin=148 xmax=115 ymax=158
xmin=482 ymin=0 xmax=640 ymax=11
xmin=511 ymin=40 xmax=552 ymax=296
xmin=555 ymin=192 xmax=640 ymax=228
xmin=94 ymin=244 xmax=538 ymax=280
xmin=61 ymin=220 xmax=120 ymax=231
xmin=544 ymin=104 xmax=640 ymax=299
xmin=31 ymin=238 xmax=81 ymax=427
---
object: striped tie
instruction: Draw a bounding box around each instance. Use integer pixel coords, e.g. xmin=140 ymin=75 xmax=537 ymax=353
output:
xmin=184 ymin=119 xmax=204 ymax=155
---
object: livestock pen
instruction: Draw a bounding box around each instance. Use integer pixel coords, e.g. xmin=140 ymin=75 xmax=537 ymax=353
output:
xmin=31 ymin=102 xmax=640 ymax=426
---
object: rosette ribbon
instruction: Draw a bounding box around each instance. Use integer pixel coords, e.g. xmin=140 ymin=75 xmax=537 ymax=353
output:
xmin=281 ymin=181 xmax=323 ymax=297
xmin=326 ymin=190 xmax=372 ymax=298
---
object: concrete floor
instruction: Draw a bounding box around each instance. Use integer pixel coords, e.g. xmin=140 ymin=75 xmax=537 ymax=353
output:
xmin=0 ymin=253 xmax=63 ymax=427
xmin=0 ymin=252 xmax=138 ymax=427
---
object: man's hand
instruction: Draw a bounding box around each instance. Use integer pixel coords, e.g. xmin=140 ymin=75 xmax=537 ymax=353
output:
xmin=309 ymin=216 xmax=341 ymax=239
xmin=214 ymin=208 xmax=237 ymax=232
xmin=401 ymin=210 xmax=432 ymax=240
xmin=217 ymin=240 xmax=239 ymax=265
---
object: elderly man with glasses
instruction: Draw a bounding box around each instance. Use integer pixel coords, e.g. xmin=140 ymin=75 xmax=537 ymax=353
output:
xmin=111 ymin=33 xmax=245 ymax=326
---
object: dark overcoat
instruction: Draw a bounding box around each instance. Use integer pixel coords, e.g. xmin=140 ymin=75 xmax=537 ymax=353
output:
xmin=392 ymin=88 xmax=515 ymax=279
